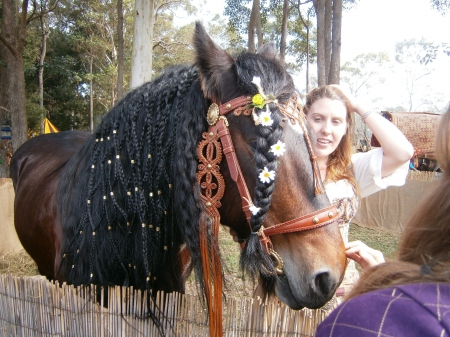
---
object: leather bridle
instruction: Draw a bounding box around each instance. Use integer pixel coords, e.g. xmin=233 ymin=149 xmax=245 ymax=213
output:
xmin=196 ymin=94 xmax=339 ymax=337
xmin=197 ymin=94 xmax=339 ymax=273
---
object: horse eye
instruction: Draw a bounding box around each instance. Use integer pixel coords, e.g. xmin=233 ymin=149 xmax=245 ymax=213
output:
xmin=248 ymin=140 xmax=257 ymax=152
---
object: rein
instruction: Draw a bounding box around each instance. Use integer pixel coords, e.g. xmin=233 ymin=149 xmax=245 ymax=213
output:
xmin=196 ymin=94 xmax=338 ymax=337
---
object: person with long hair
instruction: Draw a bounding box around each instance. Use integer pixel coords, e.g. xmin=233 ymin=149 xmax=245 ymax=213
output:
xmin=315 ymin=104 xmax=450 ymax=336
xmin=303 ymin=85 xmax=414 ymax=301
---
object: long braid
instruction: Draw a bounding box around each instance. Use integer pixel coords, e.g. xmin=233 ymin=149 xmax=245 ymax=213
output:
xmin=233 ymin=52 xmax=295 ymax=293
xmin=240 ymin=103 xmax=284 ymax=290
xmin=171 ymin=67 xmax=208 ymax=294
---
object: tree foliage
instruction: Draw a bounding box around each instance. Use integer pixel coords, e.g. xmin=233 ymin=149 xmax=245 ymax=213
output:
xmin=429 ymin=0 xmax=450 ymax=14
xmin=421 ymin=42 xmax=450 ymax=65
xmin=224 ymin=0 xmax=358 ymax=84
xmin=224 ymin=0 xmax=315 ymax=73
xmin=394 ymin=39 xmax=437 ymax=112
xmin=4 ymin=0 xmax=215 ymax=139
xmin=341 ymin=52 xmax=390 ymax=98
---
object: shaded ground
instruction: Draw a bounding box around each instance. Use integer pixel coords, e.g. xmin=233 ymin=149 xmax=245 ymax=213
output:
xmin=205 ymin=224 xmax=402 ymax=297
xmin=0 ymin=224 xmax=401 ymax=299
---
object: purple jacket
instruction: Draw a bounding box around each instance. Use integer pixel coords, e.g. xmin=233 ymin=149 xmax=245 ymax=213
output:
xmin=316 ymin=283 xmax=450 ymax=337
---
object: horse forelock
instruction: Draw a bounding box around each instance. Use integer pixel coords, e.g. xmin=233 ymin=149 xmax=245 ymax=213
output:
xmin=234 ymin=52 xmax=294 ymax=103
xmin=58 ymin=65 xmax=209 ymax=290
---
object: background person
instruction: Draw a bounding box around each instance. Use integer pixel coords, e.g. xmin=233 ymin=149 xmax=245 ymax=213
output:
xmin=315 ymin=104 xmax=450 ymax=337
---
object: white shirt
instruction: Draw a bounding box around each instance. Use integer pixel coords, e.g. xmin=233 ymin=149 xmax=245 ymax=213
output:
xmin=324 ymin=147 xmax=409 ymax=296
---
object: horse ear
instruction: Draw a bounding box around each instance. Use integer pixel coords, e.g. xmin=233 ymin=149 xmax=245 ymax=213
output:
xmin=257 ymin=42 xmax=280 ymax=60
xmin=193 ymin=21 xmax=234 ymax=102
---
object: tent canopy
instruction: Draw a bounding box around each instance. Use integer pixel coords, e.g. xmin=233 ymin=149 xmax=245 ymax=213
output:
xmin=43 ymin=118 xmax=59 ymax=134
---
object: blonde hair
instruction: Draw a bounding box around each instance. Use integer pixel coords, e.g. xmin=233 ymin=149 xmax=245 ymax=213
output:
xmin=304 ymin=85 xmax=358 ymax=194
xmin=346 ymin=105 xmax=450 ymax=300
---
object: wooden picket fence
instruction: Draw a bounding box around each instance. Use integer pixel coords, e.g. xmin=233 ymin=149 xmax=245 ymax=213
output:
xmin=0 ymin=274 xmax=326 ymax=336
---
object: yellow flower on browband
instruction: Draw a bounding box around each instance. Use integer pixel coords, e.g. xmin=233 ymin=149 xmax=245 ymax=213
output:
xmin=248 ymin=77 xmax=278 ymax=110
xmin=249 ymin=76 xmax=280 ymax=126
xmin=252 ymin=94 xmax=265 ymax=109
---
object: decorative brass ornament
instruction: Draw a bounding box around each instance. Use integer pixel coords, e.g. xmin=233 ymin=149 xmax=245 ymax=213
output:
xmin=312 ymin=216 xmax=319 ymax=224
xmin=269 ymin=248 xmax=284 ymax=275
xmin=328 ymin=212 xmax=334 ymax=218
xmin=207 ymin=103 xmax=220 ymax=126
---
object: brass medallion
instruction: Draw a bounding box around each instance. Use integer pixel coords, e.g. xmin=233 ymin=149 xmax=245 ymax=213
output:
xmin=207 ymin=103 xmax=220 ymax=126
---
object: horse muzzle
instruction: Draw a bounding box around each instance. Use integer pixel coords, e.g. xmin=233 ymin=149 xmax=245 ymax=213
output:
xmin=275 ymin=267 xmax=341 ymax=310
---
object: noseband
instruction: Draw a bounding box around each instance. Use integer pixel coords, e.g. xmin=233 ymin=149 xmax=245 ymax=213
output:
xmin=197 ymin=94 xmax=338 ymax=274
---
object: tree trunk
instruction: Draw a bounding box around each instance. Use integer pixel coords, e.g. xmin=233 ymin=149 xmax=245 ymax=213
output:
xmin=248 ymin=0 xmax=263 ymax=52
xmin=130 ymin=0 xmax=154 ymax=89
xmin=1 ymin=0 xmax=29 ymax=153
xmin=39 ymin=11 xmax=49 ymax=134
xmin=248 ymin=0 xmax=257 ymax=52
xmin=324 ymin=0 xmax=332 ymax=83
xmin=89 ymin=53 xmax=94 ymax=133
xmin=117 ymin=0 xmax=124 ymax=101
xmin=314 ymin=0 xmax=326 ymax=86
xmin=256 ymin=2 xmax=263 ymax=48
xmin=0 ymin=74 xmax=10 ymax=178
xmin=280 ymin=0 xmax=289 ymax=60
xmin=329 ymin=0 xmax=342 ymax=84
xmin=306 ymin=19 xmax=310 ymax=92
xmin=297 ymin=2 xmax=312 ymax=92
xmin=0 ymin=46 xmax=8 ymax=129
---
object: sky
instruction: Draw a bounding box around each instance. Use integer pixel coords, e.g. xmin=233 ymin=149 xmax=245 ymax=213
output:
xmin=187 ymin=0 xmax=450 ymax=112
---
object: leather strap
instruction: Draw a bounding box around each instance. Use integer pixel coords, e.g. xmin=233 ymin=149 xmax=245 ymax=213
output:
xmin=212 ymin=119 xmax=254 ymax=222
xmin=218 ymin=96 xmax=252 ymax=116
xmin=263 ymin=205 xmax=338 ymax=237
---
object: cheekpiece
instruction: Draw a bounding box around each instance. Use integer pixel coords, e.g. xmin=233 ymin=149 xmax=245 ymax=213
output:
xmin=207 ymin=103 xmax=220 ymax=126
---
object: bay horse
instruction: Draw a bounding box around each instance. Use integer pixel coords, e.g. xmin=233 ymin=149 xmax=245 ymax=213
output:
xmin=10 ymin=22 xmax=346 ymax=335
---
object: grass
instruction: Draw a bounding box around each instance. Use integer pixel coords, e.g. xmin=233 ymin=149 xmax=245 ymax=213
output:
xmin=348 ymin=223 xmax=401 ymax=260
xmin=0 ymin=250 xmax=39 ymax=276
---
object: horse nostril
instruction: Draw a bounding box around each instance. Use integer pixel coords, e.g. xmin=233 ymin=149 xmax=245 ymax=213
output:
xmin=313 ymin=271 xmax=335 ymax=297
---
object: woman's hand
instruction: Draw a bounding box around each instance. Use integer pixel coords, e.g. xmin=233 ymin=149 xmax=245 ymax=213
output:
xmin=345 ymin=240 xmax=385 ymax=272
xmin=328 ymin=84 xmax=365 ymax=116
xmin=331 ymin=84 xmax=414 ymax=177
xmin=229 ymin=228 xmax=240 ymax=243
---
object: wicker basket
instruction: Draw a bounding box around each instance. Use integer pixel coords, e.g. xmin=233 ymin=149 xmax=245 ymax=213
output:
xmin=371 ymin=111 xmax=442 ymax=160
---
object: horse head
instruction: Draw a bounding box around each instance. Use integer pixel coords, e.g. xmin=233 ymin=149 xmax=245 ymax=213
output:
xmin=194 ymin=22 xmax=346 ymax=310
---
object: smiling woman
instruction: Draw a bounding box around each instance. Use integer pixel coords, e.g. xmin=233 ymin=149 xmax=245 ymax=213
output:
xmin=303 ymin=84 xmax=414 ymax=304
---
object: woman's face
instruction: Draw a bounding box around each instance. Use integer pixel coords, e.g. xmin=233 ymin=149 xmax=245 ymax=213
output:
xmin=306 ymin=97 xmax=348 ymax=162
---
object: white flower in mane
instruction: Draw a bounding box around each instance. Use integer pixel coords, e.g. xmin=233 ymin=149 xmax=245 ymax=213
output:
xmin=259 ymin=166 xmax=275 ymax=183
xmin=249 ymin=205 xmax=261 ymax=215
xmin=270 ymin=140 xmax=286 ymax=156
xmin=259 ymin=106 xmax=273 ymax=126
xmin=252 ymin=76 xmax=262 ymax=89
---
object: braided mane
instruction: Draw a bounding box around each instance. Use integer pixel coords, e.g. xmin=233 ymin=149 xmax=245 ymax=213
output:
xmin=57 ymin=42 xmax=295 ymax=300
xmin=58 ymin=65 xmax=208 ymax=291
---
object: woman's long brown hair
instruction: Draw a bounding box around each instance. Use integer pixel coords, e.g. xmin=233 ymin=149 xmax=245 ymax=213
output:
xmin=304 ymin=85 xmax=359 ymax=195
xmin=346 ymin=106 xmax=450 ymax=300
